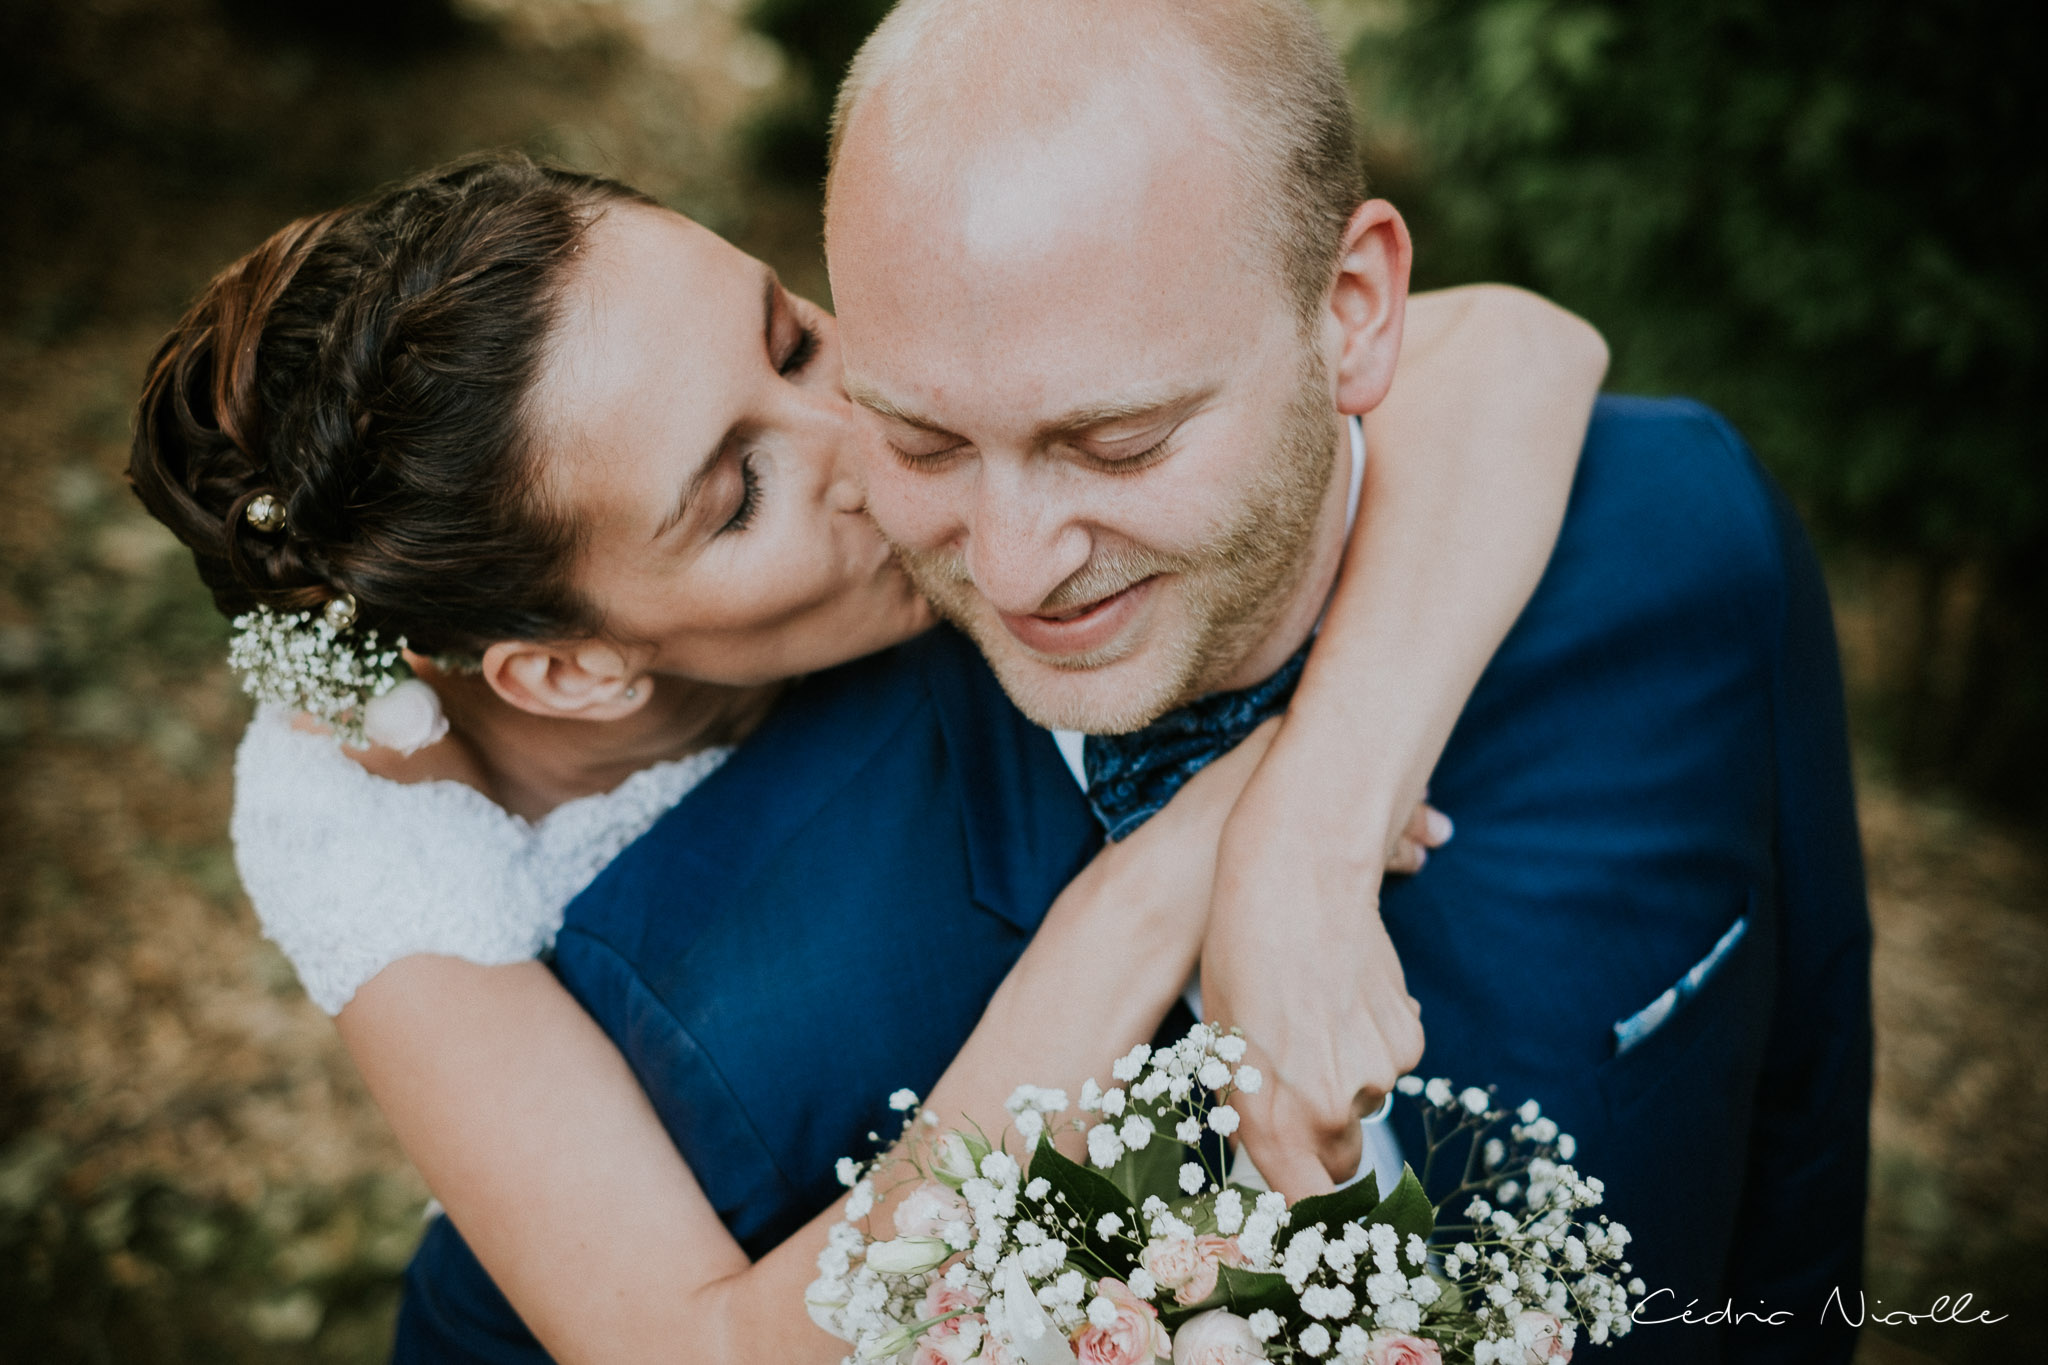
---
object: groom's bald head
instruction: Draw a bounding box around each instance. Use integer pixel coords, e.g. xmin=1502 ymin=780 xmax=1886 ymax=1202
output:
xmin=824 ymin=0 xmax=1408 ymax=732
xmin=825 ymin=0 xmax=1363 ymax=323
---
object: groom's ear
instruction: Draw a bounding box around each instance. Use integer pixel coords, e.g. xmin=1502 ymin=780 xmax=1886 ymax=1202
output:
xmin=1323 ymin=198 xmax=1413 ymax=417
xmin=479 ymin=639 xmax=654 ymax=722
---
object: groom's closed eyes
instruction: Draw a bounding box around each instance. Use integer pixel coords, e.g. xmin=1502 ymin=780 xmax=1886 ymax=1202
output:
xmin=848 ymin=382 xmax=1215 ymax=476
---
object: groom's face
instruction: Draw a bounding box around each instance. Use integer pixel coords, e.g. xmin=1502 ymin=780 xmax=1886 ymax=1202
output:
xmin=827 ymin=78 xmax=1346 ymax=733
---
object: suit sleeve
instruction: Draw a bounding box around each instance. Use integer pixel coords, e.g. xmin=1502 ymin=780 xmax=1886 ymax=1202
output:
xmin=1724 ymin=454 xmax=1874 ymax=1362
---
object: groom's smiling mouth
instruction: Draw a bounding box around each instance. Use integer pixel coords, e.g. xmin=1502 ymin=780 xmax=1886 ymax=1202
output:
xmin=998 ymin=577 xmax=1157 ymax=659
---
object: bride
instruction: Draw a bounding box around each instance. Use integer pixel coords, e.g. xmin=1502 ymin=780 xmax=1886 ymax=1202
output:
xmin=127 ymin=155 xmax=1605 ymax=1362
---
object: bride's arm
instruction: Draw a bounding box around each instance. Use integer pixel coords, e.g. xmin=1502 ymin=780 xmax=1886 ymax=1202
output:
xmin=1203 ymin=284 xmax=1608 ymax=1196
xmin=334 ymin=725 xmax=1272 ymax=1365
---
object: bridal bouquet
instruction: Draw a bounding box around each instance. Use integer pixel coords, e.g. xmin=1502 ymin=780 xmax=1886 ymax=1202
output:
xmin=807 ymin=1024 xmax=1642 ymax=1365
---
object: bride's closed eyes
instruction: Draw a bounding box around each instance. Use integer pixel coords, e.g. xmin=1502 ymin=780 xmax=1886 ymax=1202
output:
xmin=714 ymin=283 xmax=828 ymax=538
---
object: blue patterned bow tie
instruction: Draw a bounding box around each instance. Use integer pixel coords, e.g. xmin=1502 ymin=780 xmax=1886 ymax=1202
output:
xmin=1082 ymin=640 xmax=1312 ymax=841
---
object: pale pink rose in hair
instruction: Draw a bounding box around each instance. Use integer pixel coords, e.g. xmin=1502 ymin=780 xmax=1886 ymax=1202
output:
xmin=362 ymin=678 xmax=447 ymax=754
xmin=1364 ymin=1332 xmax=1443 ymax=1365
xmin=1513 ymin=1310 xmax=1573 ymax=1362
xmin=895 ymin=1180 xmax=971 ymax=1239
xmin=1170 ymin=1309 xmax=1265 ymax=1365
xmin=1178 ymin=1236 xmax=1249 ymax=1305
xmin=1073 ymin=1278 xmax=1171 ymax=1365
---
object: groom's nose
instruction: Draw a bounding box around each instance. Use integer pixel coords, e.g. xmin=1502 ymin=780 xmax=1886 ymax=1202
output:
xmin=964 ymin=459 xmax=1093 ymax=617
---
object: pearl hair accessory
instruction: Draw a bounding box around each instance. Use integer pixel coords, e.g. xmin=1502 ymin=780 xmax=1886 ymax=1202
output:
xmin=244 ymin=494 xmax=287 ymax=532
xmin=322 ymin=592 xmax=358 ymax=630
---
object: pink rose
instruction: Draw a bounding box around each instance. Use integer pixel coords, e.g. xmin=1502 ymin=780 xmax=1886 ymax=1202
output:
xmin=1139 ymin=1236 xmax=1247 ymax=1306
xmin=1180 ymin=1237 xmax=1249 ymax=1305
xmin=919 ymin=1281 xmax=984 ymax=1344
xmin=1170 ymin=1309 xmax=1265 ymax=1365
xmin=896 ymin=1180 xmax=972 ymax=1239
xmin=1073 ymin=1278 xmax=1171 ymax=1365
xmin=914 ymin=1320 xmax=988 ymax=1365
xmin=1364 ymin=1333 xmax=1443 ymax=1365
xmin=1513 ymin=1311 xmax=1573 ymax=1362
xmin=1139 ymin=1238 xmax=1204 ymax=1294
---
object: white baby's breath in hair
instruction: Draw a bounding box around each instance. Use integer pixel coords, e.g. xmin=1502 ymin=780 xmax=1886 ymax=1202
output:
xmin=227 ymin=605 xmax=437 ymax=750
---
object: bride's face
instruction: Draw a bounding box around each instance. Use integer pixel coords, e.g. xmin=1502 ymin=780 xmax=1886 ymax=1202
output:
xmin=528 ymin=202 xmax=932 ymax=685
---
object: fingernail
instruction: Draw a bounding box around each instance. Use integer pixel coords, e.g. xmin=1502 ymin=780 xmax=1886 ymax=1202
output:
xmin=1425 ymin=809 xmax=1454 ymax=845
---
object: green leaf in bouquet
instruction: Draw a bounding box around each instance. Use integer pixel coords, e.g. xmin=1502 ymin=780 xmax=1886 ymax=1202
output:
xmin=1103 ymin=1104 xmax=1197 ymax=1210
xmin=1027 ymin=1136 xmax=1141 ymax=1280
xmin=1193 ymin=1262 xmax=1295 ymax=1321
xmin=1367 ymin=1166 xmax=1435 ymax=1248
xmin=1282 ymin=1170 xmax=1380 ymax=1237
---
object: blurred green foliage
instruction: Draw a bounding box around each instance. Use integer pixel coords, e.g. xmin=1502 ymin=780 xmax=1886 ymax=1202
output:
xmin=743 ymin=0 xmax=2046 ymax=811
xmin=742 ymin=0 xmax=892 ymax=189
xmin=1350 ymin=0 xmax=2045 ymax=808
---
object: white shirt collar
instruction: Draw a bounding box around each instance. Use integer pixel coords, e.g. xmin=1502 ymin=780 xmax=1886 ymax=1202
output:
xmin=1051 ymin=415 xmax=1366 ymax=787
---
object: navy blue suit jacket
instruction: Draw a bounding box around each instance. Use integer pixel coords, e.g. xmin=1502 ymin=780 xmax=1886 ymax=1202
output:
xmin=395 ymin=397 xmax=1869 ymax=1365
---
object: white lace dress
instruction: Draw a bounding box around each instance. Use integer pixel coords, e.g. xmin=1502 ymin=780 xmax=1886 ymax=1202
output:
xmin=231 ymin=704 xmax=730 ymax=1014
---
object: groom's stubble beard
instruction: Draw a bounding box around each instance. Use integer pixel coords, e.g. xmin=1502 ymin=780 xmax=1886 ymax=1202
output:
xmin=887 ymin=349 xmax=1340 ymax=734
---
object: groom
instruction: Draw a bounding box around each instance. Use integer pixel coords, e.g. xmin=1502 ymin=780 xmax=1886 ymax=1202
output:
xmin=822 ymin=1 xmax=1871 ymax=1361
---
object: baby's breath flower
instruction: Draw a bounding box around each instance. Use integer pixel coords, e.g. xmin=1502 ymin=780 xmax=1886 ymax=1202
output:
xmin=228 ymin=607 xmax=412 ymax=748
xmin=1087 ymin=1124 xmax=1125 ymax=1170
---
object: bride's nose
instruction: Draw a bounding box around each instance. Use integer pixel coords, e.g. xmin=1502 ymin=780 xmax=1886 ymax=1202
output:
xmin=793 ymin=386 xmax=869 ymax=515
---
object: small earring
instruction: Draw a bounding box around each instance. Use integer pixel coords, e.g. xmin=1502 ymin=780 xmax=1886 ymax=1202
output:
xmin=623 ymin=684 xmax=639 ymax=701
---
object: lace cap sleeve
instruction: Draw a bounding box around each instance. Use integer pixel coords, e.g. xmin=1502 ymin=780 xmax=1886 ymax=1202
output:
xmin=229 ymin=707 xmax=725 ymax=1015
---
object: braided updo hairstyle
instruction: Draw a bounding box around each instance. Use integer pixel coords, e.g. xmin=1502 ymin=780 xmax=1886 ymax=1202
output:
xmin=129 ymin=154 xmax=655 ymax=655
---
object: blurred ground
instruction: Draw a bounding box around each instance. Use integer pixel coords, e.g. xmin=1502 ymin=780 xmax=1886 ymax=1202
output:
xmin=0 ymin=2 xmax=2041 ymax=1361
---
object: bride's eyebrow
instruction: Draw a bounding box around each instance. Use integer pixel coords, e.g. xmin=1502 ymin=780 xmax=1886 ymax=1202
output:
xmin=651 ymin=270 xmax=779 ymax=543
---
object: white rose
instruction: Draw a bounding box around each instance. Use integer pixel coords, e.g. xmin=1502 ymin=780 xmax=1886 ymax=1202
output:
xmin=866 ymin=1236 xmax=953 ymax=1274
xmin=362 ymin=678 xmax=448 ymax=754
xmin=1173 ymin=1309 xmax=1266 ymax=1365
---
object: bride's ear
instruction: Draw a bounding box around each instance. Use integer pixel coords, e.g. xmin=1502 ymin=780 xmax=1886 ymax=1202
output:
xmin=480 ymin=639 xmax=654 ymax=721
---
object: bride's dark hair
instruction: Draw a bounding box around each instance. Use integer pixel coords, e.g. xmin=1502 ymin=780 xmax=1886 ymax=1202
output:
xmin=129 ymin=153 xmax=653 ymax=654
